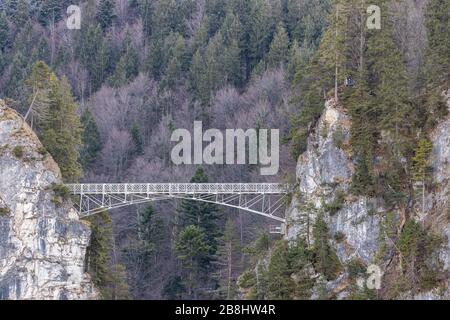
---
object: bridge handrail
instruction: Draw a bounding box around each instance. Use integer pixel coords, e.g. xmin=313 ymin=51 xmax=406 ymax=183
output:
xmin=65 ymin=183 xmax=290 ymax=194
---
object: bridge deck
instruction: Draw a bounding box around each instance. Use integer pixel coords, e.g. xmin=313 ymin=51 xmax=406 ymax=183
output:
xmin=66 ymin=183 xmax=290 ymax=194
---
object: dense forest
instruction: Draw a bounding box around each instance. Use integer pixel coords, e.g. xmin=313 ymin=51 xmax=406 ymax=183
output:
xmin=0 ymin=0 xmax=448 ymax=299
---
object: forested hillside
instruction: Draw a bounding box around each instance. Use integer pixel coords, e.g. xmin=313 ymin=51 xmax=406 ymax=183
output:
xmin=0 ymin=0 xmax=448 ymax=300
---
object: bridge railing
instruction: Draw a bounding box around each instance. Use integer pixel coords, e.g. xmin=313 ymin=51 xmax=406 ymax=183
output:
xmin=65 ymin=183 xmax=290 ymax=195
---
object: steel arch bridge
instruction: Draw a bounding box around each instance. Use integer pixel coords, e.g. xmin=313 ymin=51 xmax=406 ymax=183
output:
xmin=65 ymin=183 xmax=290 ymax=231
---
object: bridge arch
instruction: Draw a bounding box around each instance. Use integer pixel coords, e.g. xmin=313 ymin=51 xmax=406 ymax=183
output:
xmin=66 ymin=183 xmax=290 ymax=225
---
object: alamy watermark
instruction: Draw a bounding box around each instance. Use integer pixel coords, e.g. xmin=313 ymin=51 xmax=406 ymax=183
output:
xmin=170 ymin=121 xmax=279 ymax=176
xmin=357 ymin=264 xmax=382 ymax=290
xmin=366 ymin=5 xmax=381 ymax=30
xmin=66 ymin=5 xmax=81 ymax=30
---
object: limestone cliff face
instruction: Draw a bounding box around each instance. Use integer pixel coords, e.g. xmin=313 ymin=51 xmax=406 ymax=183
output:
xmin=286 ymin=100 xmax=381 ymax=265
xmin=286 ymin=92 xmax=450 ymax=299
xmin=0 ymin=100 xmax=97 ymax=300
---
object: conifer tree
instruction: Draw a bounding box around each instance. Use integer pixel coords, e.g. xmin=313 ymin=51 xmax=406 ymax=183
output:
xmin=109 ymin=57 xmax=127 ymax=87
xmin=96 ymin=0 xmax=115 ymax=31
xmin=163 ymin=33 xmax=185 ymax=88
xmin=221 ymin=11 xmax=242 ymax=87
xmin=24 ymin=61 xmax=52 ymax=129
xmin=178 ymin=168 xmax=222 ymax=268
xmin=214 ymin=219 xmax=240 ymax=299
xmin=265 ymin=240 xmax=295 ymax=299
xmin=366 ymin=0 xmax=414 ymax=155
xmin=77 ymin=24 xmax=112 ymax=91
xmin=13 ymin=0 xmax=28 ymax=28
xmin=317 ymin=0 xmax=348 ymax=101
xmin=85 ymin=210 xmax=113 ymax=296
xmin=140 ymin=0 xmax=153 ymax=42
xmin=424 ymin=0 xmax=450 ymax=88
xmin=0 ymin=13 xmax=9 ymax=52
xmin=411 ymin=139 xmax=433 ymax=215
xmin=40 ymin=75 xmax=83 ymax=182
xmin=122 ymin=31 xmax=139 ymax=79
xmin=312 ymin=213 xmax=341 ymax=280
xmin=26 ymin=61 xmax=83 ymax=182
xmin=421 ymin=0 xmax=450 ymax=128
xmin=80 ymin=108 xmax=101 ymax=170
xmin=37 ymin=0 xmax=62 ymax=26
xmin=86 ymin=210 xmax=131 ymax=299
xmin=266 ymin=23 xmax=290 ymax=69
xmin=161 ymin=275 xmax=185 ymax=299
xmin=175 ymin=225 xmax=211 ymax=298
xmin=130 ymin=122 xmax=144 ymax=156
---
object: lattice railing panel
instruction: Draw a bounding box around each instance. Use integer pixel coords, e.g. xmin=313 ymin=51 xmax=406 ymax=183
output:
xmin=66 ymin=183 xmax=290 ymax=223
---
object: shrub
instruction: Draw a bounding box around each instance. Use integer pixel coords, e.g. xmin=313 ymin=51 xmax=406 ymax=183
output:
xmin=238 ymin=271 xmax=257 ymax=289
xmin=324 ymin=190 xmax=345 ymax=215
xmin=12 ymin=146 xmax=24 ymax=158
xmin=0 ymin=207 xmax=10 ymax=217
xmin=347 ymin=259 xmax=366 ymax=279
xmin=320 ymin=124 xmax=328 ymax=139
xmin=398 ymin=219 xmax=443 ymax=290
xmin=332 ymin=125 xmax=345 ymax=148
xmin=51 ymin=183 xmax=70 ymax=205
xmin=37 ymin=146 xmax=47 ymax=155
xmin=334 ymin=231 xmax=346 ymax=243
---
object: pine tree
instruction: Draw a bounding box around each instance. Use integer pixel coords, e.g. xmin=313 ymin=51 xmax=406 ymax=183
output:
xmin=108 ymin=264 xmax=131 ymax=300
xmin=80 ymin=108 xmax=101 ymax=170
xmin=0 ymin=13 xmax=9 ymax=52
xmin=130 ymin=122 xmax=144 ymax=156
xmin=189 ymin=49 xmax=206 ymax=103
xmin=77 ymin=24 xmax=112 ymax=91
xmin=177 ymin=168 xmax=222 ymax=269
xmin=122 ymin=31 xmax=139 ymax=80
xmin=163 ymin=33 xmax=185 ymax=88
xmin=145 ymin=38 xmax=165 ymax=80
xmin=266 ymin=240 xmax=295 ymax=299
xmin=317 ymin=0 xmax=348 ymax=101
xmin=140 ymin=0 xmax=153 ymax=42
xmin=12 ymin=0 xmax=28 ymax=28
xmin=287 ymin=54 xmax=328 ymax=159
xmin=85 ymin=210 xmax=113 ymax=296
xmin=37 ymin=0 xmax=62 ymax=26
xmin=96 ymin=0 xmax=116 ymax=31
xmin=246 ymin=0 xmax=273 ymax=78
xmin=122 ymin=204 xmax=165 ymax=297
xmin=424 ymin=0 xmax=450 ymax=87
xmin=348 ymin=73 xmax=377 ymax=195
xmin=138 ymin=205 xmax=164 ymax=247
xmin=24 ymin=61 xmax=52 ymax=129
xmin=312 ymin=213 xmax=341 ymax=280
xmin=220 ymin=11 xmax=242 ymax=87
xmin=26 ymin=61 xmax=83 ymax=181
xmin=175 ymin=225 xmax=211 ymax=298
xmin=162 ymin=275 xmax=185 ymax=299
xmin=109 ymin=56 xmax=127 ymax=87
xmin=40 ymin=74 xmax=83 ymax=182
xmin=214 ymin=219 xmax=240 ymax=299
xmin=288 ymin=238 xmax=315 ymax=298
xmin=86 ymin=210 xmax=130 ymax=299
xmin=286 ymin=40 xmax=303 ymax=81
xmin=266 ymin=23 xmax=289 ymax=69
xmin=366 ymin=0 xmax=414 ymax=155
xmin=411 ymin=139 xmax=433 ymax=215
xmin=421 ymin=0 xmax=450 ymax=129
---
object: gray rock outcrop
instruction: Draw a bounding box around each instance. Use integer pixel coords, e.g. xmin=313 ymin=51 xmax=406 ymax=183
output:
xmin=0 ymin=100 xmax=97 ymax=300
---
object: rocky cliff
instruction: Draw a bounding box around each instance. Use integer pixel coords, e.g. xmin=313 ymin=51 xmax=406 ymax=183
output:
xmin=0 ymin=100 xmax=97 ymax=299
xmin=286 ymin=92 xmax=450 ymax=299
